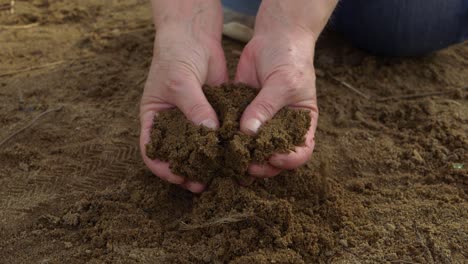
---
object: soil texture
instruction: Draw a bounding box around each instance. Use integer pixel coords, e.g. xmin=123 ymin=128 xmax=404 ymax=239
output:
xmin=146 ymin=83 xmax=310 ymax=184
xmin=0 ymin=1 xmax=467 ymax=263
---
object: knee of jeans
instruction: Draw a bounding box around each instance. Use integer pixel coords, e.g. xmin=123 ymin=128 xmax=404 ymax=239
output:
xmin=331 ymin=0 xmax=467 ymax=56
xmin=222 ymin=0 xmax=262 ymax=16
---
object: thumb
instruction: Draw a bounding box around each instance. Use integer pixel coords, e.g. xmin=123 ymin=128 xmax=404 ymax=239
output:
xmin=174 ymin=83 xmax=219 ymax=129
xmin=240 ymin=85 xmax=288 ymax=135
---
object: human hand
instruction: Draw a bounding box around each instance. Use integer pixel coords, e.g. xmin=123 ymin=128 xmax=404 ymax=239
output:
xmin=140 ymin=25 xmax=228 ymax=193
xmin=235 ymin=31 xmax=319 ymax=178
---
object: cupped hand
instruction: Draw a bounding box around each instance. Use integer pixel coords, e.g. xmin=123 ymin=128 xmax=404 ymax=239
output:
xmin=140 ymin=26 xmax=228 ymax=193
xmin=235 ymin=31 xmax=319 ymax=178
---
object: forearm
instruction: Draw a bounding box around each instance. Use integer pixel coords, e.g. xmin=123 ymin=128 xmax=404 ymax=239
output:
xmin=151 ymin=0 xmax=223 ymax=39
xmin=255 ymin=0 xmax=338 ymax=39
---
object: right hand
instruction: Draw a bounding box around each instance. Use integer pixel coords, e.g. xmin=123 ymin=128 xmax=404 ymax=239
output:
xmin=139 ymin=25 xmax=228 ymax=193
xmin=235 ymin=31 xmax=319 ymax=179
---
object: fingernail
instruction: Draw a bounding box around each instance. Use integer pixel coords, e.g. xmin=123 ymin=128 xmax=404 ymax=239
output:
xmin=200 ymin=119 xmax=217 ymax=129
xmin=186 ymin=181 xmax=205 ymax=193
xmin=245 ymin=118 xmax=262 ymax=134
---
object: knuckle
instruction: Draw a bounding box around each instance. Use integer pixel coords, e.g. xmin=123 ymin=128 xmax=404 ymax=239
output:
xmin=253 ymin=99 xmax=277 ymax=120
xmin=284 ymin=77 xmax=302 ymax=96
xmin=287 ymin=152 xmax=308 ymax=168
xmin=185 ymin=103 xmax=211 ymax=120
xmin=164 ymin=77 xmax=186 ymax=94
xmin=155 ymin=61 xmax=202 ymax=95
xmin=298 ymin=148 xmax=312 ymax=163
xmin=139 ymin=94 xmax=164 ymax=116
xmin=284 ymin=71 xmax=316 ymax=102
xmin=281 ymin=71 xmax=305 ymax=100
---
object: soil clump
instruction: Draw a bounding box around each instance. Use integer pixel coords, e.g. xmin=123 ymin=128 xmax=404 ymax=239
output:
xmin=146 ymin=83 xmax=310 ymax=183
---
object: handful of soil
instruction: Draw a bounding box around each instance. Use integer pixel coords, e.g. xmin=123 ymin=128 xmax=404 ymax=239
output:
xmin=146 ymin=83 xmax=310 ymax=184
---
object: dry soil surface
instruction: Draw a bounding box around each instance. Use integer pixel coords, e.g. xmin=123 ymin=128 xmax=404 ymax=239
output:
xmin=0 ymin=1 xmax=467 ymax=263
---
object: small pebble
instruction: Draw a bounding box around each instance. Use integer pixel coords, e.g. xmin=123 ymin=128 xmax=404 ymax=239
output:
xmin=339 ymin=239 xmax=348 ymax=247
xmin=385 ymin=223 xmax=396 ymax=232
xmin=31 ymin=230 xmax=42 ymax=235
xmin=412 ymin=149 xmax=425 ymax=163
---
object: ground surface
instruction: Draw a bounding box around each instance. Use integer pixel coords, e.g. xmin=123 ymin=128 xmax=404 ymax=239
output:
xmin=0 ymin=1 xmax=467 ymax=263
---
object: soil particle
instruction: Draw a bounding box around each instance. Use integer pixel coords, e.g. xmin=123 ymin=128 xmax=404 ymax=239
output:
xmin=146 ymin=83 xmax=310 ymax=184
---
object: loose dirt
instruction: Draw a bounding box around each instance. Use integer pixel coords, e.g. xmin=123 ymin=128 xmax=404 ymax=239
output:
xmin=0 ymin=1 xmax=467 ymax=263
xmin=146 ymin=83 xmax=310 ymax=184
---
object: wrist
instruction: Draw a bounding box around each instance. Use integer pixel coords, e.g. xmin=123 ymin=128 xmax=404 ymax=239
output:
xmin=152 ymin=0 xmax=223 ymax=40
xmin=252 ymin=26 xmax=317 ymax=55
xmin=254 ymin=0 xmax=337 ymax=40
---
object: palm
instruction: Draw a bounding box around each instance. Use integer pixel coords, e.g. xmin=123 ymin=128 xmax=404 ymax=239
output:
xmin=140 ymin=31 xmax=228 ymax=193
xmin=235 ymin=34 xmax=319 ymax=178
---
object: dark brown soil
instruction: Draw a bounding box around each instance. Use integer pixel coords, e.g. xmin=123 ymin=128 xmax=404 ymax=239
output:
xmin=146 ymin=83 xmax=310 ymax=184
xmin=0 ymin=1 xmax=467 ymax=264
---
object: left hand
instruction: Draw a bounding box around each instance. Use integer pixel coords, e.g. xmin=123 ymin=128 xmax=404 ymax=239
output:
xmin=140 ymin=25 xmax=227 ymax=193
xmin=235 ymin=30 xmax=319 ymax=178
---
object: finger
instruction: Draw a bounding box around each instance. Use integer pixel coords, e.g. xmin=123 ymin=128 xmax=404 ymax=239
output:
xmin=248 ymin=163 xmax=282 ymax=178
xmin=234 ymin=45 xmax=260 ymax=88
xmin=144 ymin=158 xmax=185 ymax=185
xmin=240 ymin=84 xmax=288 ymax=135
xmin=206 ymin=44 xmax=229 ymax=86
xmin=141 ymin=119 xmax=204 ymax=191
xmin=269 ymin=109 xmax=318 ymax=170
xmin=180 ymin=181 xmax=206 ymax=193
xmin=139 ymin=111 xmax=184 ymax=184
xmin=269 ymin=130 xmax=316 ymax=170
xmin=173 ymin=82 xmax=220 ymax=130
xmin=139 ymin=110 xmax=156 ymax=146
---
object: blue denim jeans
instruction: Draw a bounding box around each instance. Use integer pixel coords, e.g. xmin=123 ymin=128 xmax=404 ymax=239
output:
xmin=222 ymin=0 xmax=468 ymax=56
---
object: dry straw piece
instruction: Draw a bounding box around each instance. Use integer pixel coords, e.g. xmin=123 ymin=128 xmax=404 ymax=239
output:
xmin=179 ymin=212 xmax=254 ymax=231
xmin=0 ymin=106 xmax=63 ymax=148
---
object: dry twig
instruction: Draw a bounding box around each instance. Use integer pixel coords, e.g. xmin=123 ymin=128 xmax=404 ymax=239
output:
xmin=376 ymin=86 xmax=468 ymax=102
xmin=17 ymin=89 xmax=24 ymax=110
xmin=179 ymin=212 xmax=254 ymax=231
xmin=326 ymin=69 xmax=467 ymax=103
xmin=328 ymin=75 xmax=372 ymax=100
xmin=1 ymin=56 xmax=97 ymax=78
xmin=0 ymin=60 xmax=65 ymax=78
xmin=0 ymin=22 xmax=39 ymax=29
xmin=0 ymin=106 xmax=63 ymax=148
